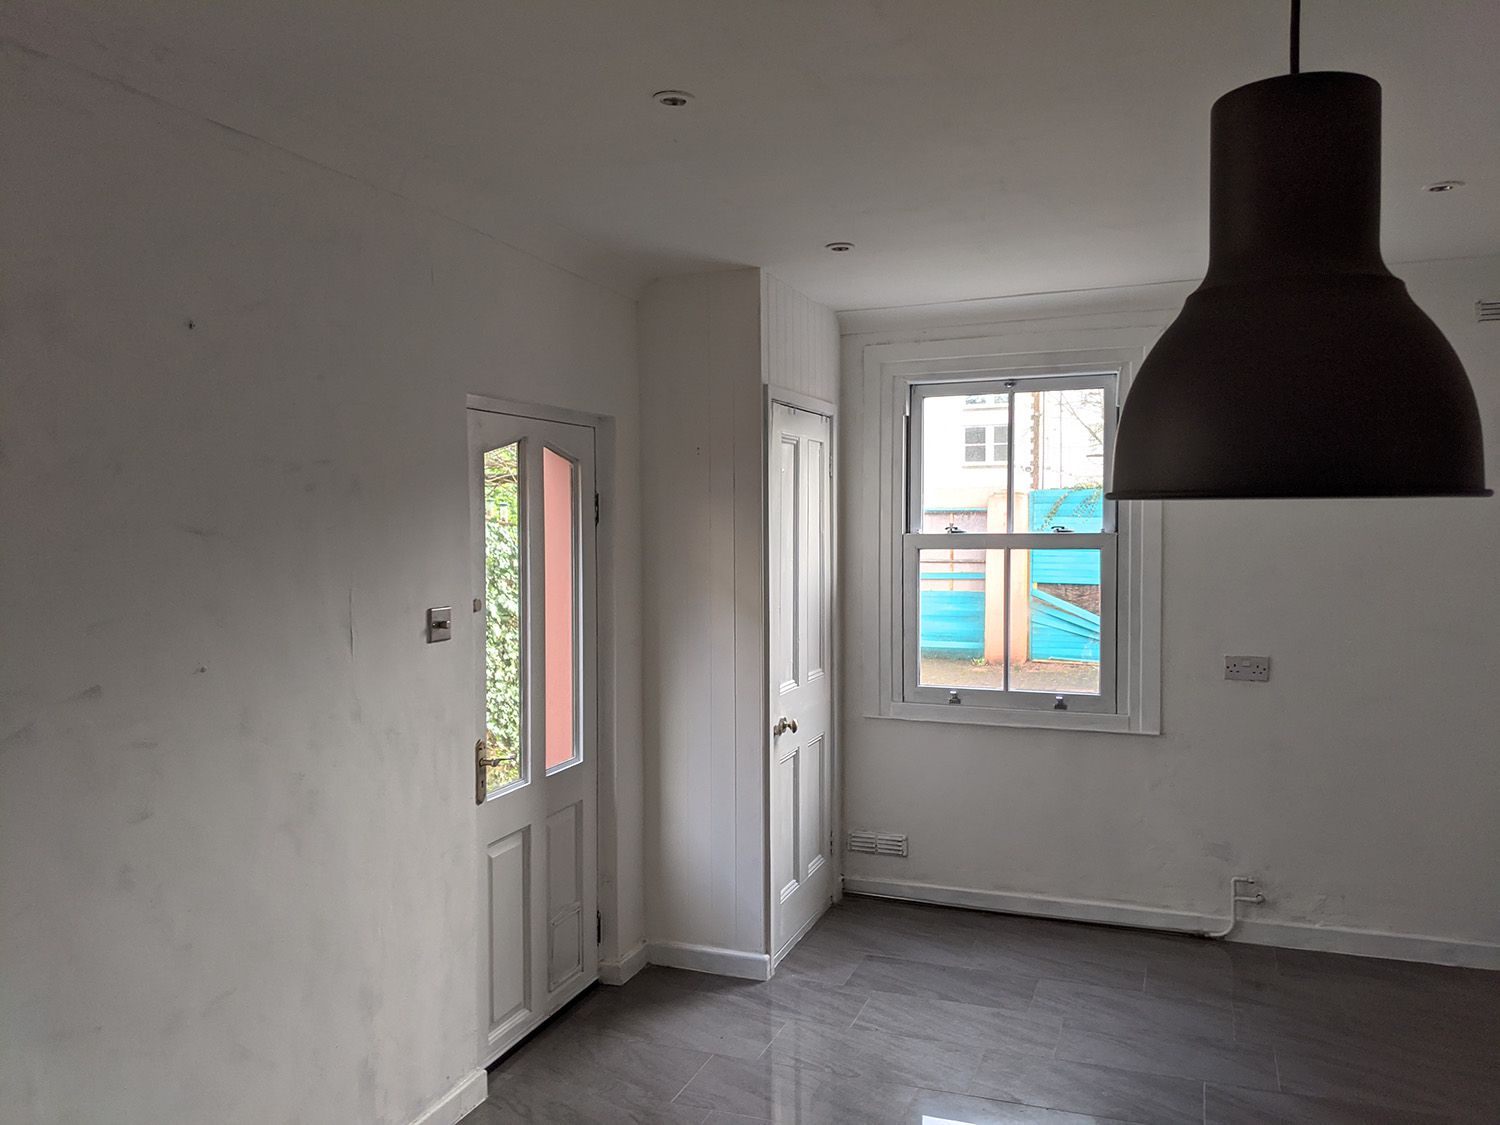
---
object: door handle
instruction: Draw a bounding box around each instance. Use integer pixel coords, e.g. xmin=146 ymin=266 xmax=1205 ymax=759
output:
xmin=773 ymin=717 xmax=798 ymax=736
xmin=475 ymin=740 xmax=505 ymax=805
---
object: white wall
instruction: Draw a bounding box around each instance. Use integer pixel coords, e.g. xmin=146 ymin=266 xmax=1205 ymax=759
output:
xmin=839 ymin=256 xmax=1500 ymax=966
xmin=640 ymin=268 xmax=769 ymax=967
xmin=639 ymin=270 xmax=837 ymax=973
xmin=762 ymin=272 xmax=840 ymax=405
xmin=0 ymin=44 xmax=645 ymax=1125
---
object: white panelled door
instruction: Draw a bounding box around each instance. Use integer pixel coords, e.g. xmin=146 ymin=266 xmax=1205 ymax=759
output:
xmin=468 ymin=407 xmax=598 ymax=1065
xmin=769 ymin=401 xmax=836 ymax=959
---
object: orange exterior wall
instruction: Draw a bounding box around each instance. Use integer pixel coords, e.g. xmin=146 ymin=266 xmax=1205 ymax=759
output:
xmin=542 ymin=448 xmax=576 ymax=769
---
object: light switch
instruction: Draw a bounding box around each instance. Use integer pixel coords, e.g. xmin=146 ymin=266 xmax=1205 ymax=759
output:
xmin=427 ymin=606 xmax=453 ymax=643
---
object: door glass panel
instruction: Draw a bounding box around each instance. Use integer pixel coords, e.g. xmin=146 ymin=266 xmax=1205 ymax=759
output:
xmin=543 ymin=447 xmax=580 ymax=772
xmin=483 ymin=442 xmax=525 ymax=795
xmin=1009 ymin=547 xmax=1102 ymax=695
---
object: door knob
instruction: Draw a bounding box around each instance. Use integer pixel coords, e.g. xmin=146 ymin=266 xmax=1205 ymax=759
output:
xmin=773 ymin=716 xmax=798 ymax=736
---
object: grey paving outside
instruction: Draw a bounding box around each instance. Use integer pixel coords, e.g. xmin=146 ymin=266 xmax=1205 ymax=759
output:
xmin=460 ymin=894 xmax=1500 ymax=1123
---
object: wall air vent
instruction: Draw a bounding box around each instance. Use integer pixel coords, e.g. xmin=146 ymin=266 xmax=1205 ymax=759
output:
xmin=847 ymin=830 xmax=908 ymax=857
xmin=1478 ymin=299 xmax=1500 ymax=323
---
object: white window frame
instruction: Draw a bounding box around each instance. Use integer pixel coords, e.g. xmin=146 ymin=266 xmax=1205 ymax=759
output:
xmin=906 ymin=373 xmax=1118 ymax=714
xmin=869 ymin=337 xmax=1162 ymax=734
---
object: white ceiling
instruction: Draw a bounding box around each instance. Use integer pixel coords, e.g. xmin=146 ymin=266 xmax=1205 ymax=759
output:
xmin=5 ymin=0 xmax=1498 ymax=309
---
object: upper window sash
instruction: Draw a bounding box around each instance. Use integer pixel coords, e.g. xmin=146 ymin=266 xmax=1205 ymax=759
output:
xmin=903 ymin=531 xmax=1113 ymax=550
xmin=907 ymin=373 xmax=1118 ymax=537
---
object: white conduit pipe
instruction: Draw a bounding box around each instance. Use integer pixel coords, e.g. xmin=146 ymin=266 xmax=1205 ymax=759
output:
xmin=1204 ymin=875 xmax=1265 ymax=939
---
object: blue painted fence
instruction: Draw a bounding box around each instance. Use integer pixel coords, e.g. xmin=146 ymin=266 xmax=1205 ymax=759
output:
xmin=919 ymin=589 xmax=986 ymax=658
xmin=1027 ymin=487 xmax=1102 ymax=661
xmin=1030 ymin=588 xmax=1100 ymax=662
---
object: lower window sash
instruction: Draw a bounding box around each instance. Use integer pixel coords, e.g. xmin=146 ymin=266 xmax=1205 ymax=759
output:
xmin=901 ymin=535 xmax=1118 ymax=713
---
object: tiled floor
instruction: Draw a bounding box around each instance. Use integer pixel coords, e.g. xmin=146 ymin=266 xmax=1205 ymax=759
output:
xmin=461 ymin=895 xmax=1500 ymax=1123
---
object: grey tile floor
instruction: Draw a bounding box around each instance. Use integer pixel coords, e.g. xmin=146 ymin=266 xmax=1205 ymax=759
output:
xmin=461 ymin=895 xmax=1500 ymax=1123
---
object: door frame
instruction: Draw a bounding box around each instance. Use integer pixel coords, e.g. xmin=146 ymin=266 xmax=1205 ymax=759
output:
xmin=464 ymin=392 xmax=621 ymax=1059
xmin=763 ymin=385 xmax=841 ymax=971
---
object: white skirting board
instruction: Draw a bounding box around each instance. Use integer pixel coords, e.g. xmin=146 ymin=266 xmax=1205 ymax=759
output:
xmin=646 ymin=941 xmax=772 ymax=980
xmin=843 ymin=878 xmax=1211 ymax=934
xmin=842 ymin=877 xmax=1500 ymax=971
xmin=599 ymin=940 xmax=649 ymax=986
xmin=408 ymin=1068 xmax=487 ymax=1125
xmin=1232 ymin=918 xmax=1500 ymax=970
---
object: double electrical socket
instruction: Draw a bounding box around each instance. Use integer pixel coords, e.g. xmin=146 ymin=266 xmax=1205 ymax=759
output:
xmin=1225 ymin=655 xmax=1270 ymax=682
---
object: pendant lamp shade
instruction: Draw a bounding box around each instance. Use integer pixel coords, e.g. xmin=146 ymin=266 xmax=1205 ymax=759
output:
xmin=1108 ymin=72 xmax=1489 ymax=499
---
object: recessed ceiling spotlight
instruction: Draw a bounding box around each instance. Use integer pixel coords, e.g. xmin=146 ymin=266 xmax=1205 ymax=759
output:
xmin=825 ymin=241 xmax=854 ymax=253
xmin=652 ymin=90 xmax=693 ymax=107
xmin=1424 ymin=180 xmax=1465 ymax=193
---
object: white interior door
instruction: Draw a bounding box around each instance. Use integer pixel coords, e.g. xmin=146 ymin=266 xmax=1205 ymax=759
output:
xmin=769 ymin=401 xmax=836 ymax=960
xmin=468 ymin=407 xmax=598 ymax=1065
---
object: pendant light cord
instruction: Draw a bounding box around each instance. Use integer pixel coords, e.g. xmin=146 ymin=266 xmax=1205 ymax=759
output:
xmin=1289 ymin=0 xmax=1301 ymax=73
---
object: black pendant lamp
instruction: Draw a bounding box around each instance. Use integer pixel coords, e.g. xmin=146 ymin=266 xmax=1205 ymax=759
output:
xmin=1108 ymin=1 xmax=1489 ymax=499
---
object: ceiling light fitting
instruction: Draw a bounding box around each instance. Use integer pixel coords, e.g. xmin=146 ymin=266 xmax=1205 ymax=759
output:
xmin=1424 ymin=180 xmax=1465 ymax=193
xmin=825 ymin=241 xmax=854 ymax=252
xmin=652 ymin=89 xmax=693 ymax=107
xmin=1108 ymin=0 xmax=1488 ymax=499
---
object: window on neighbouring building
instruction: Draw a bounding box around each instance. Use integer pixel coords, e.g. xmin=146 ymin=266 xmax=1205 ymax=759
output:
xmin=962 ymin=423 xmax=1009 ymax=465
xmin=905 ymin=373 xmax=1118 ymax=713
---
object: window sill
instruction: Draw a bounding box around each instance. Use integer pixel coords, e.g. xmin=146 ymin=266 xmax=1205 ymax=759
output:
xmin=874 ymin=699 xmax=1160 ymax=735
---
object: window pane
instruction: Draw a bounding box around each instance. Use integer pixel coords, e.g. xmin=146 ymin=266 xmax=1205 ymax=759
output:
xmin=919 ymin=384 xmax=1111 ymax=534
xmin=916 ymin=546 xmax=1103 ymax=697
xmin=1009 ymin=548 xmax=1101 ymax=696
xmin=916 ymin=547 xmax=1005 ymax=690
xmin=1012 ymin=387 xmax=1107 ymax=505
xmin=919 ymin=393 xmax=1011 ymax=532
xmin=542 ymin=447 xmax=579 ymax=772
xmin=483 ymin=443 xmax=524 ymax=794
